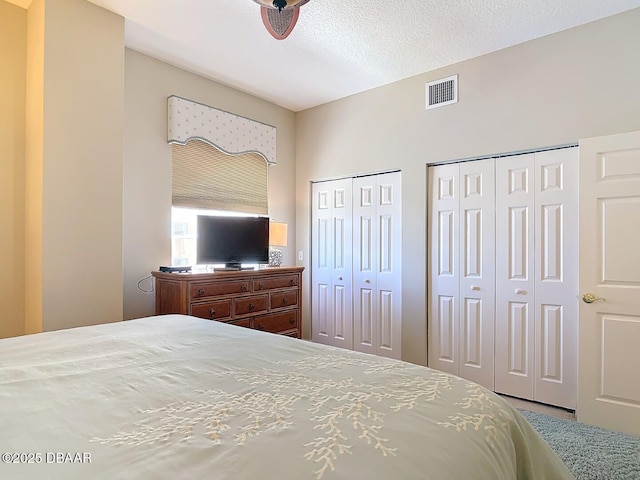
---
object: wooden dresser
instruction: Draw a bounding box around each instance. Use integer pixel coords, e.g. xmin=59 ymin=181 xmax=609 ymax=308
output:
xmin=152 ymin=267 xmax=304 ymax=338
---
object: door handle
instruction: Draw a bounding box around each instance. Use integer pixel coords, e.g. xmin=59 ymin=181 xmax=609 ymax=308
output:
xmin=582 ymin=293 xmax=605 ymax=304
xmin=470 ymin=285 xmax=480 ymax=291
xmin=515 ymin=289 xmax=527 ymax=295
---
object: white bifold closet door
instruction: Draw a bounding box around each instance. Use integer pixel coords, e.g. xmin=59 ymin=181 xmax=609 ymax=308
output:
xmin=352 ymin=174 xmax=402 ymax=357
xmin=311 ymin=172 xmax=402 ymax=359
xmin=494 ymin=148 xmax=578 ymax=409
xmin=428 ymin=147 xmax=578 ymax=409
xmin=311 ymin=178 xmax=353 ymax=350
xmin=428 ymin=159 xmax=496 ymax=389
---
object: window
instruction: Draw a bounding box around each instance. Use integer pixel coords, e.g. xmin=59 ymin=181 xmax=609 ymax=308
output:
xmin=170 ymin=139 xmax=270 ymax=267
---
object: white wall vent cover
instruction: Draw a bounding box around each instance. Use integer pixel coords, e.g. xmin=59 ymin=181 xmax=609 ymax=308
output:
xmin=426 ymin=75 xmax=458 ymax=109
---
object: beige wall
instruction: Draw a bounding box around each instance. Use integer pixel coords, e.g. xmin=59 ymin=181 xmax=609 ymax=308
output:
xmin=24 ymin=0 xmax=44 ymax=334
xmin=24 ymin=0 xmax=126 ymax=333
xmin=0 ymin=1 xmax=26 ymax=338
xmin=41 ymin=0 xmax=125 ymax=331
xmin=123 ymin=50 xmax=297 ymax=320
xmin=296 ymin=8 xmax=640 ymax=365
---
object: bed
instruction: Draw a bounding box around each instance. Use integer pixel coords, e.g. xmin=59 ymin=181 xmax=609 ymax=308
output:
xmin=0 ymin=315 xmax=573 ymax=479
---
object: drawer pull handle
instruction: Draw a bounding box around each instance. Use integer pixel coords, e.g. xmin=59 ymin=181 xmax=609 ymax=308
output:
xmin=258 ymin=324 xmax=264 ymax=330
xmin=289 ymin=317 xmax=295 ymax=325
xmin=209 ymin=309 xmax=216 ymax=318
xmin=198 ymin=288 xmax=205 ymax=296
xmin=282 ymin=298 xmax=288 ymax=305
xmin=241 ymin=285 xmax=247 ymax=292
xmin=290 ymin=279 xmax=295 ymax=286
xmin=258 ymin=283 xmax=264 ymax=290
xmin=249 ymin=303 xmax=255 ymax=311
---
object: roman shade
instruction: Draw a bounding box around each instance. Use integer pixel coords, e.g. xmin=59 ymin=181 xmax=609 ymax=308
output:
xmin=172 ymin=141 xmax=268 ymax=214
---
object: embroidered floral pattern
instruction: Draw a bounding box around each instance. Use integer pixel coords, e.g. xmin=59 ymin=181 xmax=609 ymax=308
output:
xmin=437 ymin=383 xmax=512 ymax=446
xmin=92 ymin=350 xmax=508 ymax=479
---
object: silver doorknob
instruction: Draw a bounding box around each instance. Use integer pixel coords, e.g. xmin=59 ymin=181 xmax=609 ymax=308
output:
xmin=582 ymin=293 xmax=605 ymax=304
xmin=470 ymin=285 xmax=480 ymax=291
xmin=515 ymin=289 xmax=527 ymax=295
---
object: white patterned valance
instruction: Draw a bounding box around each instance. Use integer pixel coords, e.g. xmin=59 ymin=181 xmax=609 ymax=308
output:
xmin=167 ymin=95 xmax=277 ymax=165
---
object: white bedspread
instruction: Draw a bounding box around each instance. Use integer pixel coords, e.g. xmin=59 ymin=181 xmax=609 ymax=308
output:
xmin=0 ymin=315 xmax=574 ymax=479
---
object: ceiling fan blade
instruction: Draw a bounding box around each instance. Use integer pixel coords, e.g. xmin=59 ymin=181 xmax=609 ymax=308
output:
xmin=260 ymin=5 xmax=300 ymax=40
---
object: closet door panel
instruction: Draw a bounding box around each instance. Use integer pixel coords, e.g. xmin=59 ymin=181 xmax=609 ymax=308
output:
xmin=534 ymin=148 xmax=578 ymax=409
xmin=356 ymin=287 xmax=374 ymax=348
xmin=330 ymin=181 xmax=353 ymax=349
xmin=331 ymin=213 xmax=349 ymax=344
xmin=354 ymin=173 xmax=402 ymax=358
xmin=312 ymin=185 xmax=333 ymax=345
xmin=332 ymin=282 xmax=349 ymax=342
xmin=311 ymin=179 xmax=353 ymax=349
xmin=314 ymin=282 xmax=331 ymax=341
xmin=507 ymin=301 xmax=530 ymax=375
xmin=428 ymin=164 xmax=460 ymax=374
xmin=375 ymin=175 xmax=402 ymax=358
xmin=436 ymin=295 xmax=456 ymax=364
xmin=353 ymin=181 xmax=378 ymax=355
xmin=379 ymin=289 xmax=394 ymax=351
xmin=462 ymin=297 xmax=482 ymax=365
xmin=495 ymin=155 xmax=535 ymax=400
xmin=459 ymin=159 xmax=495 ymax=389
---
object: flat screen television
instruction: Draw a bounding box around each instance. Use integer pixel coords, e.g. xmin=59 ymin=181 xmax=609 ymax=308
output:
xmin=197 ymin=215 xmax=269 ymax=269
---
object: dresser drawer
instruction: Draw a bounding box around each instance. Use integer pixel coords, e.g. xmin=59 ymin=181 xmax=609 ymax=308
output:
xmin=191 ymin=280 xmax=250 ymax=299
xmin=270 ymin=291 xmax=298 ymax=310
xmin=234 ymin=295 xmax=268 ymax=316
xmin=255 ymin=310 xmax=298 ymax=334
xmin=190 ymin=299 xmax=232 ymax=321
xmin=228 ymin=318 xmax=252 ymax=329
xmin=253 ymin=275 xmax=298 ymax=291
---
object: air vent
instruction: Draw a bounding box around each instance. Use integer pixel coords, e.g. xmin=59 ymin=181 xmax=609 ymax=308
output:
xmin=426 ymin=75 xmax=458 ymax=110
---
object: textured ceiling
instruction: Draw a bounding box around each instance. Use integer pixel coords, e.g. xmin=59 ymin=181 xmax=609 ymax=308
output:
xmin=9 ymin=0 xmax=640 ymax=111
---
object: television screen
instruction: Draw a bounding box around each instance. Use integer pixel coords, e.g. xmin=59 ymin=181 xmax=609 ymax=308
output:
xmin=196 ymin=216 xmax=269 ymax=268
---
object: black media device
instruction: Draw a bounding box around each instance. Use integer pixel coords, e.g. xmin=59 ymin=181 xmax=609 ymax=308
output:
xmin=197 ymin=216 xmax=269 ymax=270
xmin=159 ymin=265 xmax=192 ymax=273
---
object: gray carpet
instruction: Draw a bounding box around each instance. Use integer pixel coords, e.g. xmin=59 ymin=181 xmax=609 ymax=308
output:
xmin=518 ymin=409 xmax=640 ymax=480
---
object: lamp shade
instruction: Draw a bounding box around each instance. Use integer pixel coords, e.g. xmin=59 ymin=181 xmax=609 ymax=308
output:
xmin=269 ymin=222 xmax=288 ymax=247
